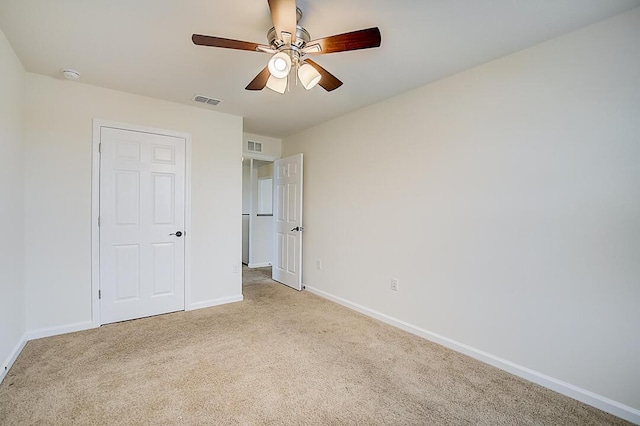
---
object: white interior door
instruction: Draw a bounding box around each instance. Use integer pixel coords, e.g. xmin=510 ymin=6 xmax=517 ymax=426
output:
xmin=100 ymin=127 xmax=186 ymax=324
xmin=272 ymin=153 xmax=303 ymax=290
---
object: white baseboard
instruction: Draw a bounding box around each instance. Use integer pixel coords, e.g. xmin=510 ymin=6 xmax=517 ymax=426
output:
xmin=187 ymin=294 xmax=243 ymax=311
xmin=2 ymin=321 xmax=94 ymax=384
xmin=247 ymin=262 xmax=271 ymax=268
xmin=26 ymin=321 xmax=95 ymax=341
xmin=1 ymin=334 xmax=28 ymax=384
xmin=1 ymin=294 xmax=244 ymax=383
xmin=304 ymin=285 xmax=640 ymax=425
xmin=1 ymin=295 xmax=245 ymax=384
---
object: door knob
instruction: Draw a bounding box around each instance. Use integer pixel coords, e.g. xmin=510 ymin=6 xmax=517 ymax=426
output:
xmin=290 ymin=226 xmax=304 ymax=232
xmin=170 ymin=231 xmax=183 ymax=237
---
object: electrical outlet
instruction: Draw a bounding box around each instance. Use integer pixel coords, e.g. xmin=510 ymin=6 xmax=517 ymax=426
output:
xmin=316 ymin=259 xmax=322 ymax=270
xmin=233 ymin=263 xmax=240 ymax=273
xmin=391 ymin=278 xmax=399 ymax=291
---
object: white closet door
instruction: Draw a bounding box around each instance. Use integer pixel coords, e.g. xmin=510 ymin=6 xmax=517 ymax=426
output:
xmin=100 ymin=127 xmax=185 ymax=324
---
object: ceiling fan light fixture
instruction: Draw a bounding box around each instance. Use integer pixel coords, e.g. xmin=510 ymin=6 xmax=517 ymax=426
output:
xmin=266 ymin=74 xmax=287 ymax=94
xmin=268 ymin=52 xmax=291 ymax=79
xmin=192 ymin=2 xmax=381 ymax=93
xmin=298 ymin=63 xmax=321 ymax=90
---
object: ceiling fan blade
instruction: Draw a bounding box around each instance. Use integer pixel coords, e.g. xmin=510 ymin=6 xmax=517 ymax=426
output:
xmin=192 ymin=34 xmax=262 ymax=52
xmin=305 ymin=59 xmax=343 ymax=92
xmin=268 ymin=0 xmax=297 ymax=43
xmin=304 ymin=27 xmax=381 ymax=54
xmin=245 ymin=66 xmax=271 ymax=91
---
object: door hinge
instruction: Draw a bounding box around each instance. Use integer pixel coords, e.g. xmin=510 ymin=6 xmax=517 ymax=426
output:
xmin=98 ymin=216 xmax=101 ymax=227
xmin=98 ymin=142 xmax=101 ymax=154
xmin=98 ymin=289 xmax=101 ymax=299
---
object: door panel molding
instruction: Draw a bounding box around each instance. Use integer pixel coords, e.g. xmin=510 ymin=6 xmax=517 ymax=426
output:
xmin=91 ymin=119 xmax=192 ymax=327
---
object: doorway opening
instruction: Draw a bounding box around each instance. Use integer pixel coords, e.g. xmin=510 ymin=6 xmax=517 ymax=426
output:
xmin=242 ymin=158 xmax=274 ymax=269
xmin=241 ymin=153 xmax=304 ymax=291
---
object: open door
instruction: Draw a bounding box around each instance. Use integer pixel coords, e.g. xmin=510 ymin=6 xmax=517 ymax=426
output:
xmin=272 ymin=153 xmax=303 ymax=290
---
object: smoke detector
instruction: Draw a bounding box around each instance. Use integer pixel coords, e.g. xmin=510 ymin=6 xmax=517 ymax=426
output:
xmin=62 ymin=69 xmax=81 ymax=81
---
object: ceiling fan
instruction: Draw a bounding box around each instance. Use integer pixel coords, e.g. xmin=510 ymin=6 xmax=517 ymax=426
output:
xmin=192 ymin=0 xmax=381 ymax=94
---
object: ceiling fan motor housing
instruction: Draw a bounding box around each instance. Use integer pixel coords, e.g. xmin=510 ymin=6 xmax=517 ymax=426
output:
xmin=267 ymin=24 xmax=310 ymax=68
xmin=267 ymin=25 xmax=310 ymax=50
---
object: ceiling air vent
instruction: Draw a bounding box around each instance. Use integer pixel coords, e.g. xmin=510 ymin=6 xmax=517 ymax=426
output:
xmin=247 ymin=141 xmax=263 ymax=153
xmin=193 ymin=95 xmax=221 ymax=106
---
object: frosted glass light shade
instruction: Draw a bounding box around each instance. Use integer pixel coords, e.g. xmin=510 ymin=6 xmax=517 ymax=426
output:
xmin=266 ymin=74 xmax=287 ymax=94
xmin=298 ymin=63 xmax=321 ymax=90
xmin=268 ymin=52 xmax=291 ymax=79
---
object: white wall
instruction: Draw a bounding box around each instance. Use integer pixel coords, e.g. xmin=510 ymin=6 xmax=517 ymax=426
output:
xmin=282 ymin=8 xmax=640 ymax=417
xmin=24 ymin=73 xmax=243 ymax=331
xmin=242 ymin=160 xmax=252 ymax=214
xmin=0 ymin=27 xmax=26 ymax=379
xmin=250 ymin=216 xmax=273 ymax=268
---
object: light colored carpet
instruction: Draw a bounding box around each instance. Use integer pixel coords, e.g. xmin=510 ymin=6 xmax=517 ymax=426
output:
xmin=241 ymin=264 xmax=272 ymax=284
xmin=0 ymin=267 xmax=629 ymax=425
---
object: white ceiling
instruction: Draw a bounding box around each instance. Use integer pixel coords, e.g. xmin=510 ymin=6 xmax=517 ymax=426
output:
xmin=1 ymin=0 xmax=638 ymax=138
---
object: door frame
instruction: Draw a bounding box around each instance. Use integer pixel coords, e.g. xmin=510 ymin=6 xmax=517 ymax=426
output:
xmin=91 ymin=119 xmax=192 ymax=327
